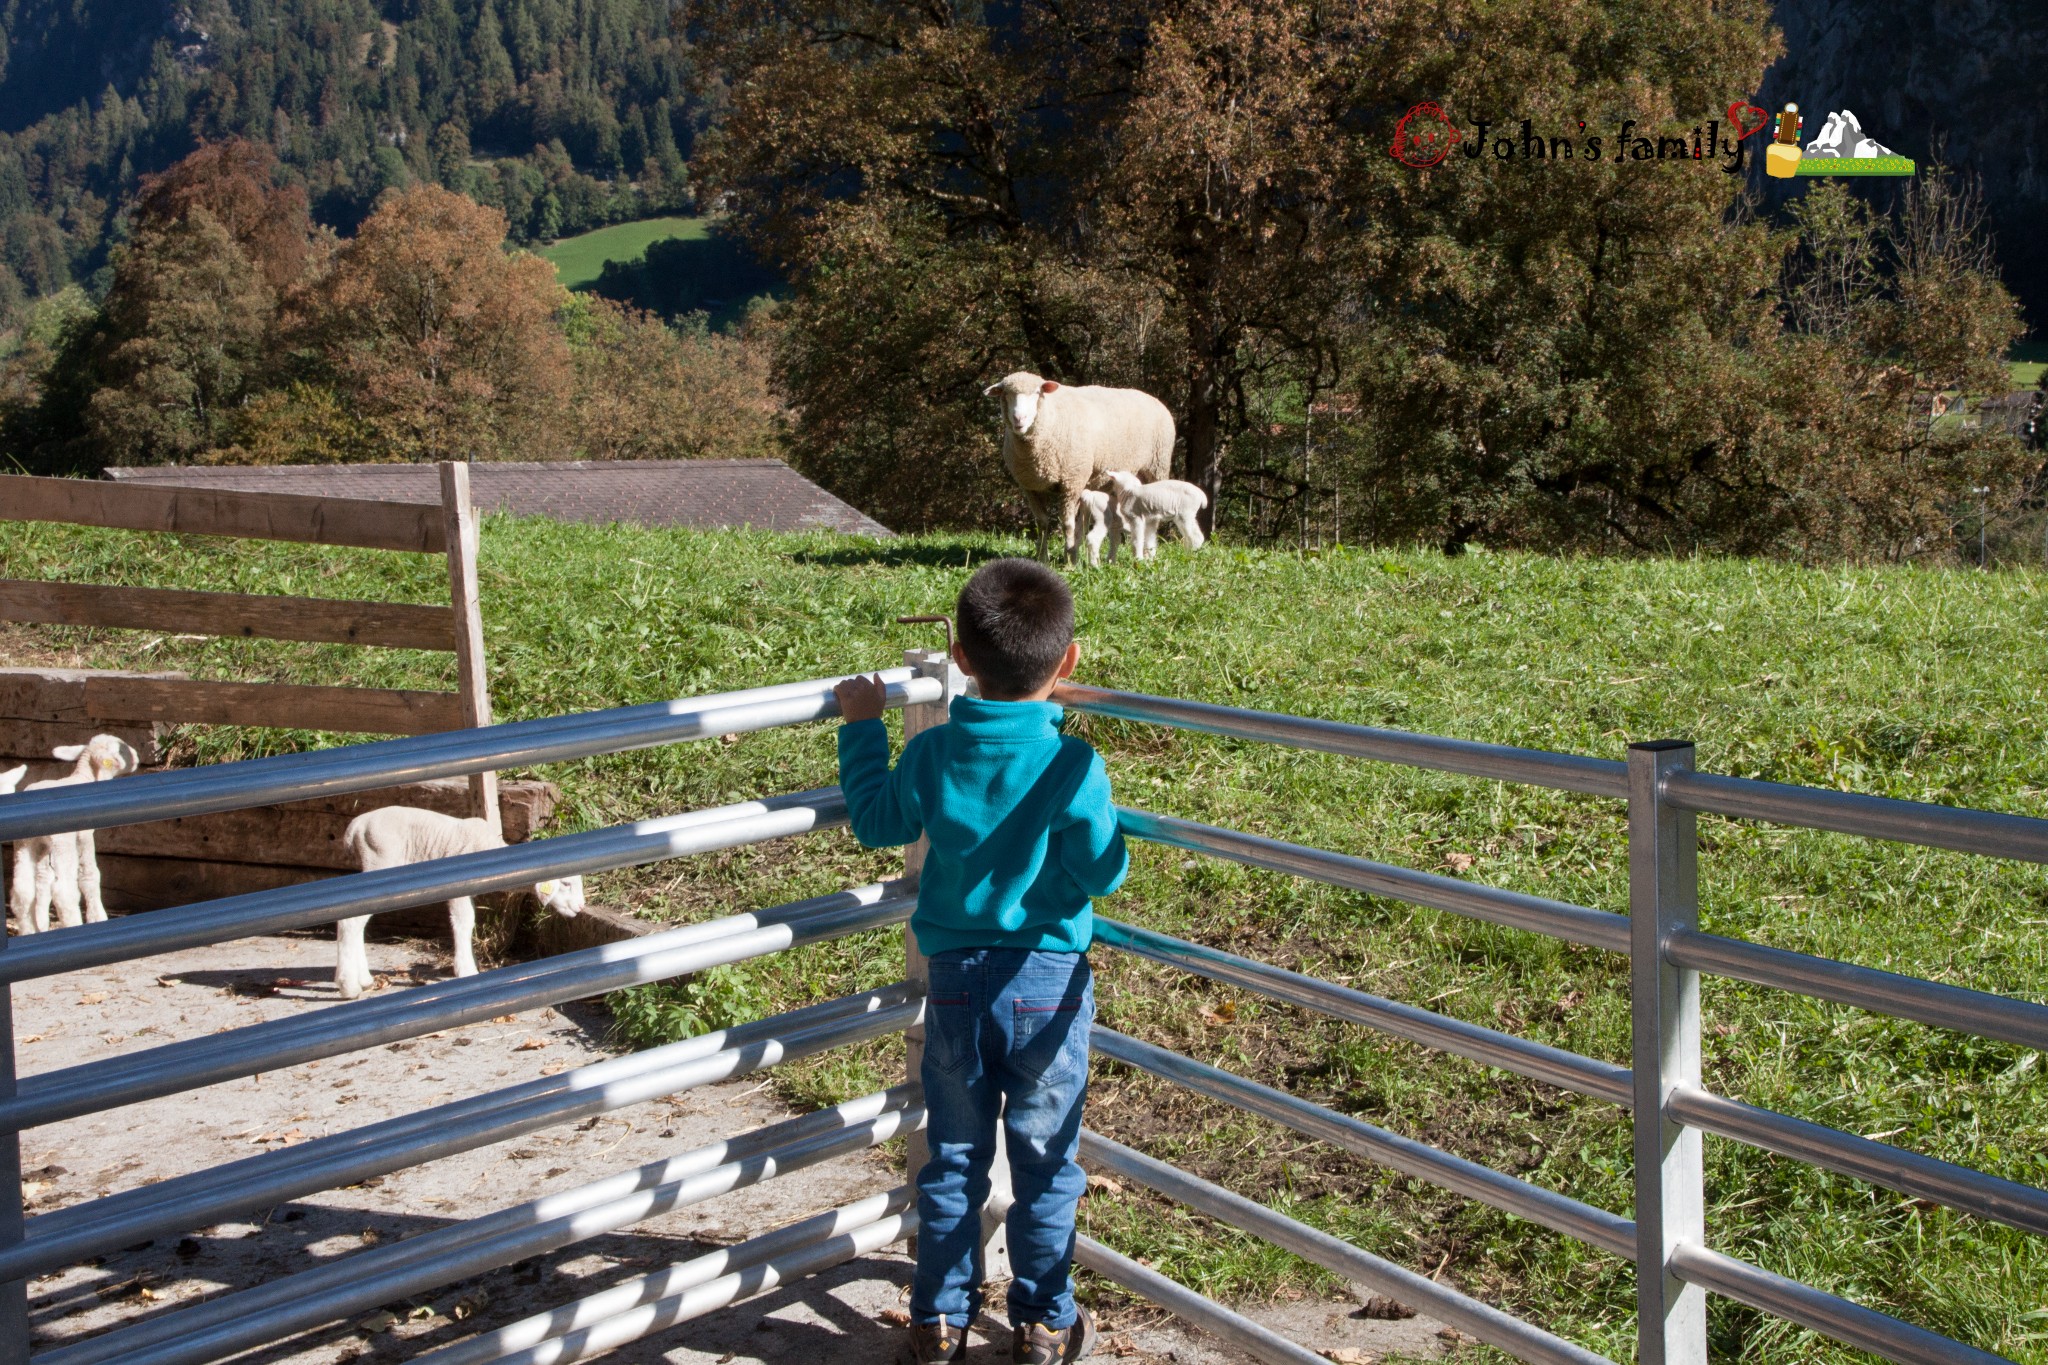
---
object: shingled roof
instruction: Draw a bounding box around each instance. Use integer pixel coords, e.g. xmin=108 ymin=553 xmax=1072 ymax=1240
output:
xmin=104 ymin=459 xmax=892 ymax=537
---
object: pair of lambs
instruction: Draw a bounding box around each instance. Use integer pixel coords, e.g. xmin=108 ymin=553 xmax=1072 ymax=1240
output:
xmin=987 ymin=371 xmax=1208 ymax=565
xmin=1077 ymin=473 xmax=1208 ymax=566
xmin=4 ymin=735 xmax=141 ymax=936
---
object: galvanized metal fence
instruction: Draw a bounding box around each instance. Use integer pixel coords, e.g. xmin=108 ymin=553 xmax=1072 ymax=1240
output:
xmin=0 ymin=657 xmax=2041 ymax=1364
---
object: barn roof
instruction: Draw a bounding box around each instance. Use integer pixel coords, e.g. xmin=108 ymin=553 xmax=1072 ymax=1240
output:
xmin=103 ymin=459 xmax=892 ymax=537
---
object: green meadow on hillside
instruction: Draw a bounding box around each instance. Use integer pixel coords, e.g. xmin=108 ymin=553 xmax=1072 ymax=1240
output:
xmin=2011 ymin=341 xmax=2048 ymax=388
xmin=538 ymin=214 xmax=779 ymax=329
xmin=538 ymin=215 xmax=709 ymax=290
xmin=3 ymin=518 xmax=2045 ymax=1361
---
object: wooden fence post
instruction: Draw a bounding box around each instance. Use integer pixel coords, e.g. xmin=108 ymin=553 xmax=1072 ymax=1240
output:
xmin=438 ymin=462 xmax=499 ymax=839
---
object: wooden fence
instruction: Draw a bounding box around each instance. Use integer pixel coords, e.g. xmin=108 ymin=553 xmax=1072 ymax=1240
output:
xmin=0 ymin=461 xmax=501 ymax=834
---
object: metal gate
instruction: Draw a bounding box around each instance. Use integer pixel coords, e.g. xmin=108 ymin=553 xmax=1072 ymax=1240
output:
xmin=0 ymin=655 xmax=2041 ymax=1363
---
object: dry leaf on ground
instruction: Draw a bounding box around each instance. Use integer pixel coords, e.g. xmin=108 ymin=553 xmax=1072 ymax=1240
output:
xmin=514 ymin=1036 xmax=549 ymax=1052
xmin=1440 ymin=852 xmax=1477 ymax=873
xmin=1351 ymin=1295 xmax=1416 ymax=1320
xmin=76 ymin=992 xmax=108 ymax=1006
xmin=879 ymin=1308 xmax=911 ymax=1327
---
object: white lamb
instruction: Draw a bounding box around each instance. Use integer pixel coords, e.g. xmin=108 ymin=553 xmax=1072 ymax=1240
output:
xmin=8 ymin=736 xmax=140 ymax=936
xmin=1078 ymin=489 xmax=1120 ymax=567
xmin=337 ymin=806 xmax=585 ymax=999
xmin=1103 ymin=471 xmax=1209 ymax=560
xmin=984 ymin=371 xmax=1173 ymax=565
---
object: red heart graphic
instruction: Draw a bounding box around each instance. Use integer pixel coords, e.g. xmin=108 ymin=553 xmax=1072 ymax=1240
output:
xmin=1726 ymin=101 xmax=1769 ymax=140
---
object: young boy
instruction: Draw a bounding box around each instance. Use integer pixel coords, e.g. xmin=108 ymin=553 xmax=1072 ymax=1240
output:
xmin=835 ymin=558 xmax=1128 ymax=1365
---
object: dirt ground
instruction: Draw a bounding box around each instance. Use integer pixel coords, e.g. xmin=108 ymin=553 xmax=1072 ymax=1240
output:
xmin=12 ymin=931 xmax=1452 ymax=1364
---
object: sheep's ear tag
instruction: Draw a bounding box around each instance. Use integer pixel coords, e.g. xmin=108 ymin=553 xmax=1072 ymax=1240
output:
xmin=536 ymin=880 xmax=558 ymax=896
xmin=1040 ymin=380 xmax=1060 ymax=393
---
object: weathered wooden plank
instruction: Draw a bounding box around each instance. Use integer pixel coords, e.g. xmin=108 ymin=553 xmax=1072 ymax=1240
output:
xmin=93 ymin=855 xmax=495 ymax=934
xmin=515 ymin=902 xmax=653 ymax=960
xmin=439 ymin=462 xmax=500 ymax=834
xmin=95 ymin=777 xmax=559 ymax=869
xmin=217 ymin=774 xmax=557 ymax=826
xmin=0 ymin=581 xmax=458 ymax=651
xmin=81 ymin=677 xmax=467 ymax=736
xmin=0 ymin=721 xmax=160 ymax=768
xmin=0 ymin=474 xmax=445 ymax=553
xmin=0 ymin=667 xmax=186 ymax=724
xmin=94 ymin=854 xmax=333 ymax=914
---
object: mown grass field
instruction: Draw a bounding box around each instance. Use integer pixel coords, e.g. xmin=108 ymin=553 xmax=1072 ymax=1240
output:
xmin=538 ymin=214 xmax=708 ymax=290
xmin=3 ymin=517 xmax=2046 ymax=1361
xmin=2011 ymin=341 xmax=2048 ymax=388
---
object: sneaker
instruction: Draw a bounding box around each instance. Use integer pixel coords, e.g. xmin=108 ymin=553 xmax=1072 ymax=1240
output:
xmin=1012 ymin=1305 xmax=1098 ymax=1364
xmin=907 ymin=1319 xmax=970 ymax=1364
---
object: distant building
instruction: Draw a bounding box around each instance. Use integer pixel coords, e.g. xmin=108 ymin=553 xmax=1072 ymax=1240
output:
xmin=103 ymin=459 xmax=892 ymax=537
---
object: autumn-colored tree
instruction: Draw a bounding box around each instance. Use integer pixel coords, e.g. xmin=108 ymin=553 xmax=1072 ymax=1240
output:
xmin=292 ymin=185 xmax=573 ymax=462
xmin=129 ymin=141 xmax=317 ymax=296
xmin=703 ymin=0 xmax=2028 ymax=560
xmin=1093 ymin=3 xmax=1363 ymax=526
xmin=83 ymin=208 xmax=275 ymax=466
xmin=566 ymin=296 xmax=782 ymax=461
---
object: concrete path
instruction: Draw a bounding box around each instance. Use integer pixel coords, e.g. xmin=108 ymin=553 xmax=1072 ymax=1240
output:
xmin=13 ymin=932 xmax=1455 ymax=1364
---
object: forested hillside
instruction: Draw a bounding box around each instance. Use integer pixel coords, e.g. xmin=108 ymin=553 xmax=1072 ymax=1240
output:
xmin=0 ymin=0 xmax=697 ymax=317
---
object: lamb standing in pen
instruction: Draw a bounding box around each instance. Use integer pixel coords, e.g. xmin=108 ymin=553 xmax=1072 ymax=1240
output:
xmin=337 ymin=806 xmax=585 ymax=999
xmin=1103 ymin=471 xmax=1209 ymax=560
xmin=984 ymin=371 xmax=1173 ymax=564
xmin=7 ymin=735 xmax=140 ymax=935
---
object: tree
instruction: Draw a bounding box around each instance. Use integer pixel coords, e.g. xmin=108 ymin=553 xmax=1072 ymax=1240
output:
xmin=128 ymin=140 xmax=315 ymax=295
xmin=1094 ymin=2 xmax=1361 ymax=526
xmin=692 ymin=0 xmax=1779 ymax=538
xmin=292 ymin=184 xmax=573 ymax=461
xmin=566 ymin=295 xmax=781 ymax=461
xmin=84 ymin=207 xmax=274 ymax=465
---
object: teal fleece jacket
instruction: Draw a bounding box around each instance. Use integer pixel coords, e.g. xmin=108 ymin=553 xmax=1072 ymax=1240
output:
xmin=837 ymin=696 xmax=1128 ymax=956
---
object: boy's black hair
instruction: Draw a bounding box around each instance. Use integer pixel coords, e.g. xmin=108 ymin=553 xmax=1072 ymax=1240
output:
xmin=955 ymin=558 xmax=1075 ymax=699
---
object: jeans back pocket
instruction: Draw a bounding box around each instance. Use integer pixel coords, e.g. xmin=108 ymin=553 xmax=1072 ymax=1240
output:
xmin=1010 ymin=994 xmax=1093 ymax=1088
xmin=922 ymin=990 xmax=975 ymax=1077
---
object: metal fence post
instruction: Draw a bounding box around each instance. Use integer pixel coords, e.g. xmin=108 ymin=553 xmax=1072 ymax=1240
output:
xmin=0 ymin=857 xmax=27 ymax=1357
xmin=1629 ymin=740 xmax=1708 ymax=1364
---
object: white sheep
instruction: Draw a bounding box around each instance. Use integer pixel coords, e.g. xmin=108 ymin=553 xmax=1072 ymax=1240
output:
xmin=1103 ymin=471 xmax=1209 ymax=560
xmin=337 ymin=806 xmax=585 ymax=999
xmin=984 ymin=371 xmax=1173 ymax=565
xmin=8 ymin=736 xmax=140 ymax=936
xmin=1078 ymin=489 xmax=1119 ymax=568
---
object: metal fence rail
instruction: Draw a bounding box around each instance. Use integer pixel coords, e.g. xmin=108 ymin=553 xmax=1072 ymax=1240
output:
xmin=0 ymin=664 xmax=2037 ymax=1364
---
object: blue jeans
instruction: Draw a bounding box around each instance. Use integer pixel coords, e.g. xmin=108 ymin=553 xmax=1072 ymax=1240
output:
xmin=912 ymin=947 xmax=1094 ymax=1331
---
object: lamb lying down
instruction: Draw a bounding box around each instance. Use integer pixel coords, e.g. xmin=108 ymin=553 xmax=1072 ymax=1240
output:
xmin=338 ymin=807 xmax=585 ymax=999
xmin=8 ymin=735 xmax=141 ymax=936
xmin=1102 ymin=471 xmax=1209 ymax=560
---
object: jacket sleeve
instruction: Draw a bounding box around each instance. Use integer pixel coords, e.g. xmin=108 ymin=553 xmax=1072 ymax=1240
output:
xmin=1058 ymin=747 xmax=1129 ymax=897
xmin=837 ymin=719 xmax=923 ymax=850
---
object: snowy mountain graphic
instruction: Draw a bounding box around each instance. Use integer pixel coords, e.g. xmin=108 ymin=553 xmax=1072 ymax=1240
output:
xmin=1804 ymin=109 xmax=1892 ymax=158
xmin=1792 ymin=107 xmax=1915 ymax=176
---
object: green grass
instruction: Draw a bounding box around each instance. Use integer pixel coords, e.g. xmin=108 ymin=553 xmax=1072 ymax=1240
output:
xmin=4 ymin=519 xmax=2047 ymax=1360
xmin=2011 ymin=341 xmax=2048 ymax=389
xmin=538 ymin=215 xmax=709 ymax=290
